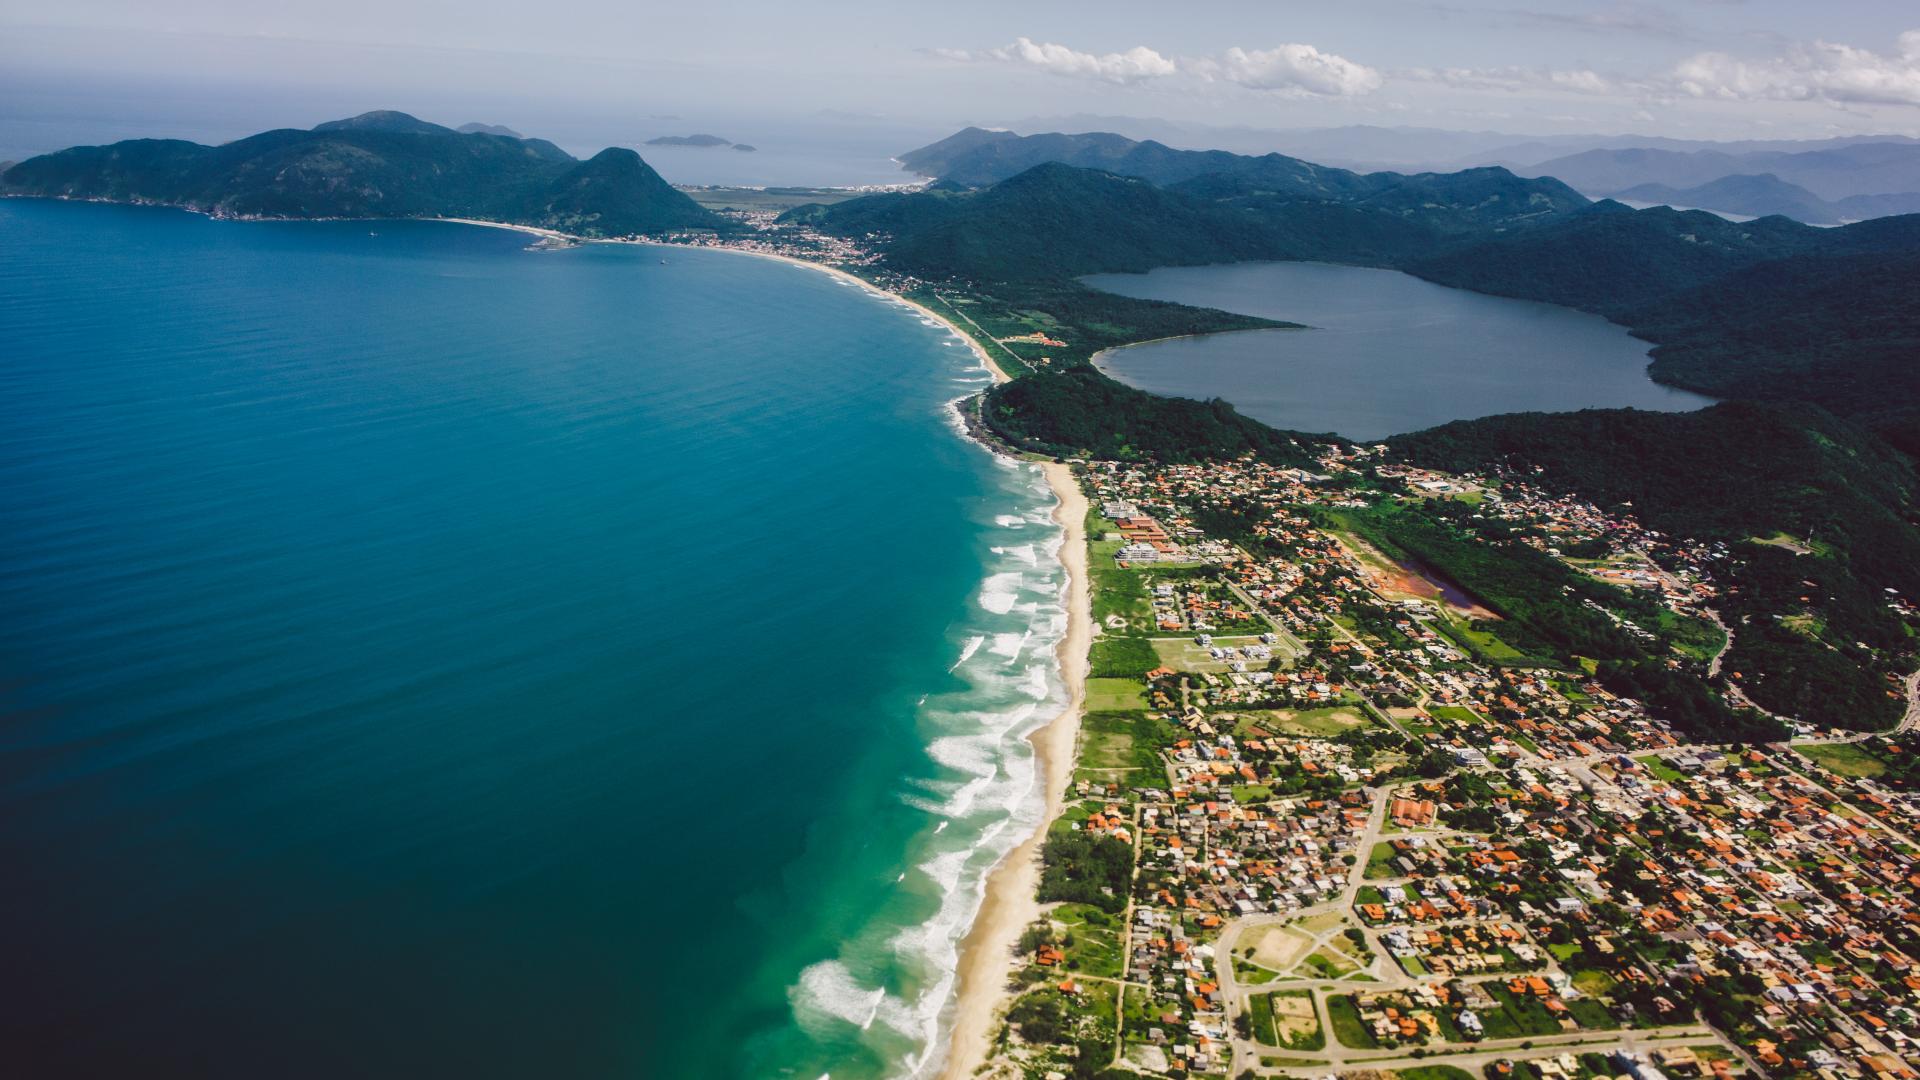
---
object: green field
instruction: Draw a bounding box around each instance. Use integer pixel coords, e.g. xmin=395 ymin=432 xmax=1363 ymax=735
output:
xmin=1636 ymin=754 xmax=1687 ymax=783
xmin=1326 ymin=993 xmax=1379 ymax=1049
xmin=1795 ymin=741 xmax=1889 ymax=779
xmin=1085 ymin=677 xmax=1148 ymax=712
xmin=1363 ymin=841 xmax=1401 ymax=880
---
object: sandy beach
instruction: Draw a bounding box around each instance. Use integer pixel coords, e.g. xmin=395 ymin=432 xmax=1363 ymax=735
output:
xmin=937 ymin=460 xmax=1089 ymax=1080
xmin=447 ymin=215 xmax=1086 ymax=1078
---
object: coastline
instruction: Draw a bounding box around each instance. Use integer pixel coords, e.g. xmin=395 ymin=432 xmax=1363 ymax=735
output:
xmin=447 ymin=212 xmax=1080 ymax=1078
xmin=88 ymin=205 xmax=1070 ymax=1077
xmin=936 ymin=460 xmax=1088 ymax=1080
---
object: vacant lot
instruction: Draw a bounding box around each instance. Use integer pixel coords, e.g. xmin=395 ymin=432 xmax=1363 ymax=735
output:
xmin=1244 ymin=924 xmax=1315 ymax=972
xmin=1796 ymin=741 xmax=1888 ymax=779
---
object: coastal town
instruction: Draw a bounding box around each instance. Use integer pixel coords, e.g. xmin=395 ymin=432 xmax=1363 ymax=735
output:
xmin=650 ymin=198 xmax=1920 ymax=1080
xmin=950 ymin=444 xmax=1920 ymax=1080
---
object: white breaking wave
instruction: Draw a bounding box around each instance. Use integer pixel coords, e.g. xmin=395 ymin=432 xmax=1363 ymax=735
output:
xmin=783 ymin=457 xmax=1071 ymax=1080
xmin=986 ymin=631 xmax=1026 ymax=662
xmin=976 ymin=571 xmax=1023 ymax=615
xmin=951 ymin=635 xmax=985 ymax=671
xmin=792 ymin=960 xmax=893 ymax=1034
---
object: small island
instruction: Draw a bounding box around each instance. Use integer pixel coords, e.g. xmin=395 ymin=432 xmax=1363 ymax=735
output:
xmin=645 ymin=133 xmax=733 ymax=148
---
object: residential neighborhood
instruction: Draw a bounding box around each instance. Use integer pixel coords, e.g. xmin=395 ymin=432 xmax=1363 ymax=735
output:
xmin=974 ymin=446 xmax=1920 ymax=1080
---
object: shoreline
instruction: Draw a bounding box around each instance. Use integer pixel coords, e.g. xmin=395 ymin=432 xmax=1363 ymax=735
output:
xmin=27 ymin=200 xmax=1071 ymax=1077
xmin=447 ymin=212 xmax=1074 ymax=1079
xmin=937 ymin=460 xmax=1089 ymax=1080
xmin=432 ymin=217 xmax=1014 ymax=383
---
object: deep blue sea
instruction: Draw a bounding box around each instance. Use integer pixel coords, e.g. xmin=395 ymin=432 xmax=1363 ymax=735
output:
xmin=0 ymin=199 xmax=1068 ymax=1079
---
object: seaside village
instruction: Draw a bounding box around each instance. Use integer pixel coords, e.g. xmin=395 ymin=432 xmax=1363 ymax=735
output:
xmin=966 ymin=445 xmax=1920 ymax=1080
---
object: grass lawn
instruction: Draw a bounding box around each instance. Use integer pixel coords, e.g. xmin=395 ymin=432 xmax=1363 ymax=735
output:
xmin=1302 ymin=949 xmax=1354 ymax=979
xmin=1090 ymin=635 xmax=1160 ymax=678
xmin=1433 ymin=610 xmax=1534 ymax=665
xmin=1399 ymin=1067 xmax=1477 ymax=1080
xmin=1085 ymin=676 xmax=1148 ymax=712
xmin=1054 ymin=904 xmax=1124 ymax=979
xmin=1795 ymin=741 xmax=1888 ymax=779
xmin=1487 ymin=984 xmax=1566 ymax=1037
xmin=1248 ymin=990 xmax=1281 ymax=1045
xmin=1327 ymin=994 xmax=1379 ymax=1049
xmin=1427 ymin=705 xmax=1483 ymax=725
xmin=1234 ymin=957 xmax=1280 ymax=985
xmin=1635 ymin=754 xmax=1687 ymax=783
xmin=1363 ymin=841 xmax=1401 ymax=880
xmin=1568 ymin=997 xmax=1618 ymax=1030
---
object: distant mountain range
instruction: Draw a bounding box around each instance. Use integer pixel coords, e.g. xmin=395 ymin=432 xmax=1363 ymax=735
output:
xmin=913 ymin=125 xmax=1920 ymax=227
xmin=806 ymin=128 xmax=1920 ymax=454
xmin=1519 ymin=141 xmax=1920 ymax=202
xmin=894 ymin=127 xmax=1586 ymax=214
xmin=0 ymin=110 xmax=732 ymax=237
xmin=1612 ymin=174 xmax=1920 ymax=226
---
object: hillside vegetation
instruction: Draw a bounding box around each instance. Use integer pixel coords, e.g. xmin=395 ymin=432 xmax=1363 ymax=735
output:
xmin=1 ymin=111 xmax=730 ymax=237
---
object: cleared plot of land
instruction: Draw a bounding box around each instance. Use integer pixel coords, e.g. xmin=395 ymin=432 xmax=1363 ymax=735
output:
xmin=1795 ymin=741 xmax=1888 ymax=779
xmin=1251 ymin=989 xmax=1324 ymax=1051
xmin=1236 ymin=706 xmax=1372 ymax=738
xmin=1149 ymin=635 xmax=1285 ymax=673
xmin=1243 ymin=925 xmax=1316 ymax=972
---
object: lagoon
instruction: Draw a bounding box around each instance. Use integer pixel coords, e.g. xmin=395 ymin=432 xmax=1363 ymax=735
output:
xmin=1086 ymin=261 xmax=1714 ymax=441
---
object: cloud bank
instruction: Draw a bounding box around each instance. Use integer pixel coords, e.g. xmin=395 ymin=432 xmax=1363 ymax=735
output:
xmin=938 ymin=37 xmax=1381 ymax=97
xmin=1673 ymin=30 xmax=1920 ymax=107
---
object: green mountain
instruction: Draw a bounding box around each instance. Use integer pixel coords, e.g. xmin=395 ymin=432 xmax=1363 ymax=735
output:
xmin=810 ymin=154 xmax=1920 ymax=449
xmin=1 ymin=111 xmax=731 ymax=237
xmin=895 ymin=126 xmax=1586 ymax=213
xmin=793 ymin=160 xmax=1577 ymax=282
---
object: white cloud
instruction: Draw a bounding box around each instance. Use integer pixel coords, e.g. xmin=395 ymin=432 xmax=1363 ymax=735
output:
xmin=1201 ymin=44 xmax=1383 ymax=97
xmin=933 ymin=37 xmax=1380 ymax=98
xmin=939 ymin=37 xmax=1176 ymax=85
xmin=1671 ymin=29 xmax=1920 ymax=107
xmin=1403 ymin=65 xmax=1614 ymax=95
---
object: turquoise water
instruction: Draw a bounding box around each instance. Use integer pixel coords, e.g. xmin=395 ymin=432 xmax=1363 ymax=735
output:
xmin=1087 ymin=261 xmax=1714 ymax=440
xmin=0 ymin=200 xmax=1067 ymax=1078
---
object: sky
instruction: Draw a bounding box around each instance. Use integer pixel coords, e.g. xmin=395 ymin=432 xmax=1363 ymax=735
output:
xmin=4 ymin=0 xmax=1920 ymax=161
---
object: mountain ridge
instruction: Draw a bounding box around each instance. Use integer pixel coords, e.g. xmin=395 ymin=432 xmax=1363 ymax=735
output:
xmin=1 ymin=111 xmax=731 ymax=237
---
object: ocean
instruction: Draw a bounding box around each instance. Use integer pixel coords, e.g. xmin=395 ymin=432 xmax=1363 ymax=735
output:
xmin=0 ymin=199 xmax=1066 ymax=1079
